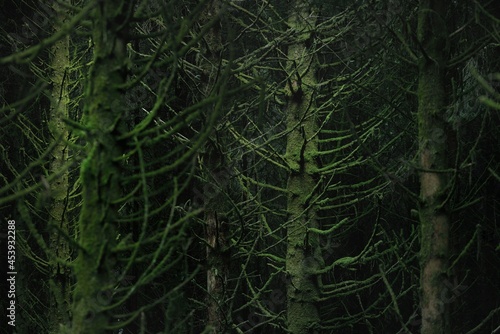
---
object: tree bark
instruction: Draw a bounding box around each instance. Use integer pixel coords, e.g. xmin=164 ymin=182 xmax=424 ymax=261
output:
xmin=417 ymin=1 xmax=452 ymax=333
xmin=48 ymin=1 xmax=72 ymax=331
xmin=199 ymin=1 xmax=231 ymax=332
xmin=284 ymin=1 xmax=322 ymax=333
xmin=71 ymin=1 xmax=129 ymax=332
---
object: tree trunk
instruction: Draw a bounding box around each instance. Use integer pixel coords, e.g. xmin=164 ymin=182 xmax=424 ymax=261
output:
xmin=199 ymin=1 xmax=231 ymax=332
xmin=48 ymin=2 xmax=72 ymax=331
xmin=206 ymin=208 xmax=230 ymax=333
xmin=417 ymin=1 xmax=451 ymax=333
xmin=284 ymin=1 xmax=322 ymax=333
xmin=71 ymin=1 xmax=128 ymax=332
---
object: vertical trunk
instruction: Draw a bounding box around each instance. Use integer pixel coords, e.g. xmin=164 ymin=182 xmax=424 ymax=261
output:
xmin=199 ymin=1 xmax=230 ymax=332
xmin=284 ymin=1 xmax=322 ymax=333
xmin=206 ymin=208 xmax=230 ymax=333
xmin=48 ymin=2 xmax=71 ymax=331
xmin=417 ymin=1 xmax=451 ymax=333
xmin=71 ymin=1 xmax=128 ymax=332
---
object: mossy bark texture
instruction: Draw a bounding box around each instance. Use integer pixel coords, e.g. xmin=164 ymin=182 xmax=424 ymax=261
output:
xmin=48 ymin=2 xmax=72 ymax=331
xmin=417 ymin=1 xmax=451 ymax=333
xmin=284 ymin=1 xmax=322 ymax=333
xmin=71 ymin=1 xmax=128 ymax=332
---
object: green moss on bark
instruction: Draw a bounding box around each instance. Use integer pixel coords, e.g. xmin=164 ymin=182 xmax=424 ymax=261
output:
xmin=71 ymin=1 xmax=128 ymax=332
xmin=284 ymin=1 xmax=322 ymax=333
xmin=47 ymin=3 xmax=72 ymax=332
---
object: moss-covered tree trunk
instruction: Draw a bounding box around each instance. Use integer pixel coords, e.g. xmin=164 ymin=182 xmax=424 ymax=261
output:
xmin=71 ymin=1 xmax=129 ymax=332
xmin=48 ymin=2 xmax=72 ymax=331
xmin=417 ymin=1 xmax=452 ymax=333
xmin=284 ymin=1 xmax=322 ymax=333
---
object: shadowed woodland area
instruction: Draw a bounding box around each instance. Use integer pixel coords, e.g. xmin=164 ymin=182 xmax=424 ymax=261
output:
xmin=0 ymin=0 xmax=499 ymax=333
